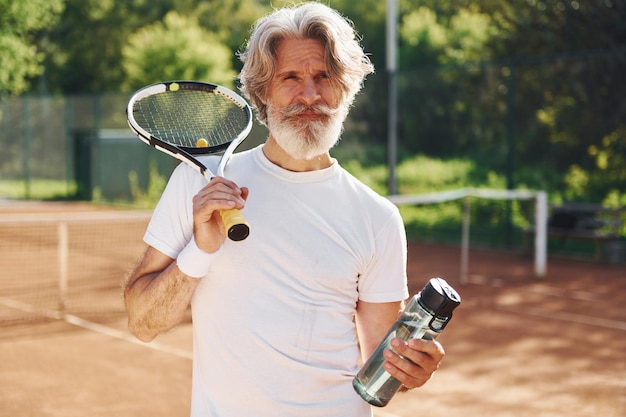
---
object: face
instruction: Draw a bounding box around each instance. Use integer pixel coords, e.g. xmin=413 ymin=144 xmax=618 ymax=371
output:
xmin=265 ymin=38 xmax=348 ymax=160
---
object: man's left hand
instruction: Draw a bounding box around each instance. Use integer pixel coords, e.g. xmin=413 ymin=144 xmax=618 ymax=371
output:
xmin=382 ymin=337 xmax=445 ymax=390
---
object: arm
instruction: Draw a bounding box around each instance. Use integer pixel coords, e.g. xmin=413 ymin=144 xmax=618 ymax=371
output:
xmin=355 ymin=300 xmax=445 ymax=390
xmin=355 ymin=300 xmax=403 ymax=361
xmin=123 ymin=246 xmax=200 ymax=342
xmin=123 ymin=176 xmax=248 ymax=342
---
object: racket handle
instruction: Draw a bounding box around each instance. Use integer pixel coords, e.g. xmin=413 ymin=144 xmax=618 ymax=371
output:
xmin=220 ymin=208 xmax=250 ymax=241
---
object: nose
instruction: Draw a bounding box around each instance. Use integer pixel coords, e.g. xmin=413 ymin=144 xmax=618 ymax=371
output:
xmin=298 ymin=77 xmax=321 ymax=106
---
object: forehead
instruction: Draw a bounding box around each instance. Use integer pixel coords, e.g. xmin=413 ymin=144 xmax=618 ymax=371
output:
xmin=274 ymin=38 xmax=327 ymax=73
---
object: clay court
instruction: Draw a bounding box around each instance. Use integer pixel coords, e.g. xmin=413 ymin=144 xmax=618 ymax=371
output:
xmin=1 ymin=201 xmax=624 ymax=417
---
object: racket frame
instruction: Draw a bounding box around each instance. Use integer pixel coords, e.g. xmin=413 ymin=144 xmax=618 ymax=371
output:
xmin=126 ymin=81 xmax=253 ymax=180
xmin=126 ymin=80 xmax=253 ymax=241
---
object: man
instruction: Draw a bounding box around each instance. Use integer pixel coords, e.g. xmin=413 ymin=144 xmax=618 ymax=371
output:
xmin=123 ymin=2 xmax=444 ymax=416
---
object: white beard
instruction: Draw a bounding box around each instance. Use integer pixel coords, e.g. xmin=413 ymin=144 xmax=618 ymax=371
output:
xmin=267 ymin=102 xmax=348 ymax=160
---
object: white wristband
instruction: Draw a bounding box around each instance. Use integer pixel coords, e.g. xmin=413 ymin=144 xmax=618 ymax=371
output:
xmin=176 ymin=237 xmax=218 ymax=278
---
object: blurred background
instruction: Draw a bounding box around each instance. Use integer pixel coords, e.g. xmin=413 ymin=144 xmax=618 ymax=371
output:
xmin=1 ymin=3 xmax=624 ymax=416
xmin=1 ymin=0 xmax=625 ymax=261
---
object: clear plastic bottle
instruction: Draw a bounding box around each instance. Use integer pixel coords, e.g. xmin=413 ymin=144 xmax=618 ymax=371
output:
xmin=352 ymin=277 xmax=461 ymax=407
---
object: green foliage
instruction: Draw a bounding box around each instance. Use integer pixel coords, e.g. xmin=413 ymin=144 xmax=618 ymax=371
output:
xmin=0 ymin=179 xmax=75 ymax=200
xmin=401 ymin=7 xmax=447 ymax=54
xmin=400 ymin=6 xmax=496 ymax=66
xmin=603 ymin=190 xmax=626 ymax=236
xmin=40 ymin=0 xmax=271 ymax=94
xmin=122 ymin=12 xmax=236 ymax=90
xmin=588 ymin=127 xmax=626 ymax=193
xmin=397 ymin=154 xmax=474 ymax=193
xmin=444 ymin=7 xmax=496 ymax=64
xmin=392 ymin=0 xmax=626 ymax=209
xmin=0 ymin=36 xmax=40 ymax=96
xmin=127 ymin=161 xmax=168 ymax=209
xmin=0 ymin=0 xmax=64 ymax=95
xmin=43 ymin=0 xmax=153 ymax=93
xmin=194 ymin=0 xmax=268 ymax=71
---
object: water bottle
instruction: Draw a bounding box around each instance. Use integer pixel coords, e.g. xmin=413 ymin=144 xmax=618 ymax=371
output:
xmin=352 ymin=277 xmax=461 ymax=407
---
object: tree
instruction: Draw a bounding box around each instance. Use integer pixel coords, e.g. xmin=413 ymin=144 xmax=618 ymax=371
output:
xmin=389 ymin=0 xmax=626 ymax=203
xmin=41 ymin=0 xmax=271 ymax=94
xmin=396 ymin=6 xmax=501 ymax=157
xmin=489 ymin=0 xmax=626 ymax=200
xmin=194 ymin=0 xmax=268 ymax=72
xmin=0 ymin=0 xmax=64 ymax=96
xmin=42 ymin=0 xmax=177 ymax=94
xmin=122 ymin=12 xmax=236 ymax=90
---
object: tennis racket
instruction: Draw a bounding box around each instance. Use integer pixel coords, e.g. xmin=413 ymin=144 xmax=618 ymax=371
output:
xmin=126 ymin=80 xmax=252 ymax=241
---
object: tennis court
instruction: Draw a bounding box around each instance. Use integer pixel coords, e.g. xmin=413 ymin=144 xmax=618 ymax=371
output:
xmin=1 ymin=201 xmax=624 ymax=417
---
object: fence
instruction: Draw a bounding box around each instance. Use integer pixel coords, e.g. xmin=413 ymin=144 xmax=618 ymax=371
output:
xmin=0 ymin=94 xmax=132 ymax=199
xmin=0 ymin=93 xmax=270 ymax=201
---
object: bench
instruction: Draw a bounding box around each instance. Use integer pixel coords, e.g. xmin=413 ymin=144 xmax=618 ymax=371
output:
xmin=524 ymin=203 xmax=625 ymax=262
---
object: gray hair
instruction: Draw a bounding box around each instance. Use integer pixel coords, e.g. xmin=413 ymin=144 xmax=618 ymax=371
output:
xmin=238 ymin=2 xmax=375 ymax=125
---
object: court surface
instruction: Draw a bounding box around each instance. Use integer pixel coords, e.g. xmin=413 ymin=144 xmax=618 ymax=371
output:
xmin=1 ymin=201 xmax=624 ymax=417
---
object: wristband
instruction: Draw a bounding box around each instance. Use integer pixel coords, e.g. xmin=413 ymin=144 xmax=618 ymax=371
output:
xmin=176 ymin=237 xmax=219 ymax=278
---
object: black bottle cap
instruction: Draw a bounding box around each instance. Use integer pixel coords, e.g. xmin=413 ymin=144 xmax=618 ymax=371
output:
xmin=418 ymin=277 xmax=461 ymax=318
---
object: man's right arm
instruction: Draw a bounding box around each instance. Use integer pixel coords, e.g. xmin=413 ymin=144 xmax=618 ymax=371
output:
xmin=123 ymin=176 xmax=247 ymax=342
xmin=123 ymin=245 xmax=200 ymax=342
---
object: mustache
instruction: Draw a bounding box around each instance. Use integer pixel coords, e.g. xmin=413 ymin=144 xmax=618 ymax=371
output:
xmin=278 ymin=103 xmax=339 ymax=118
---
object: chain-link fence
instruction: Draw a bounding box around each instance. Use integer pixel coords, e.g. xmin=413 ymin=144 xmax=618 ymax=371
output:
xmin=0 ymin=94 xmax=134 ymax=199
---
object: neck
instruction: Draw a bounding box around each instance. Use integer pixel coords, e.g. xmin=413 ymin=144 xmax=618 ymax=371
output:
xmin=262 ymin=136 xmax=333 ymax=172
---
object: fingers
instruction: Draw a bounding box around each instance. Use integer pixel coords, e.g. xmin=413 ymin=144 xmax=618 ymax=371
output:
xmin=195 ymin=177 xmax=246 ymax=211
xmin=382 ymin=338 xmax=445 ymax=389
xmin=192 ymin=177 xmax=248 ymax=251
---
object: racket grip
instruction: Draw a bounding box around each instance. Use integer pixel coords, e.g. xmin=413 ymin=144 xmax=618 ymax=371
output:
xmin=220 ymin=208 xmax=250 ymax=241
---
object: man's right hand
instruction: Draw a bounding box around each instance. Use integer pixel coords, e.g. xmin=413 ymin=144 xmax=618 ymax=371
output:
xmin=192 ymin=176 xmax=248 ymax=253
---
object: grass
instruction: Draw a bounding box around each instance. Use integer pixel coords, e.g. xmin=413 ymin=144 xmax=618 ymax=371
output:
xmin=0 ymin=179 xmax=77 ymax=201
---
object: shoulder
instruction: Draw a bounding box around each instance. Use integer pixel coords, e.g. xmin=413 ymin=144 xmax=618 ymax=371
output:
xmin=214 ymin=145 xmax=261 ymax=180
xmin=165 ymin=161 xmax=208 ymax=195
xmin=337 ymin=165 xmax=399 ymax=215
xmin=333 ymin=165 xmax=404 ymax=241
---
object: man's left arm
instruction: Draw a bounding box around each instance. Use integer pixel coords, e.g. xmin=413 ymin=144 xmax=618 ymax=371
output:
xmin=355 ymin=300 xmax=445 ymax=390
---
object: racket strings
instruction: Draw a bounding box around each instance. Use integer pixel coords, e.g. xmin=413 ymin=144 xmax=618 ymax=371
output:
xmin=133 ymin=90 xmax=249 ymax=148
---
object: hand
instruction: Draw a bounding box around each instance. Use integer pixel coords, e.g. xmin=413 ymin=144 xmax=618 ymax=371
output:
xmin=383 ymin=338 xmax=445 ymax=390
xmin=192 ymin=176 xmax=248 ymax=252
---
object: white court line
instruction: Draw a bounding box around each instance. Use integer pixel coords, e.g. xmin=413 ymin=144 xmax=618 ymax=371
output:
xmin=63 ymin=314 xmax=193 ymax=360
xmin=0 ymin=297 xmax=193 ymax=360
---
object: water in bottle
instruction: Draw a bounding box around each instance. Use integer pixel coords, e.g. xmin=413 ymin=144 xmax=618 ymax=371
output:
xmin=353 ymin=277 xmax=461 ymax=407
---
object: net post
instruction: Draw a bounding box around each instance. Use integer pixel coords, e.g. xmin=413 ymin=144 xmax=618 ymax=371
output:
xmin=534 ymin=191 xmax=547 ymax=278
xmin=58 ymin=222 xmax=69 ymax=312
xmin=460 ymin=194 xmax=471 ymax=285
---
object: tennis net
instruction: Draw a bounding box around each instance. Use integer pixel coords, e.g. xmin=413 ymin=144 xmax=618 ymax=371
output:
xmin=0 ymin=209 xmax=152 ymax=325
xmin=388 ymin=188 xmax=548 ymax=283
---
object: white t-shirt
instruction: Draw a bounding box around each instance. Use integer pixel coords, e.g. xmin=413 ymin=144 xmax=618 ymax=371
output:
xmin=144 ymin=145 xmax=409 ymax=417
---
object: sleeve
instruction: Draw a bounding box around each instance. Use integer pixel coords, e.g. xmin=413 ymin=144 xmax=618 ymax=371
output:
xmin=357 ymin=207 xmax=410 ymax=303
xmin=143 ymin=162 xmax=206 ymax=259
